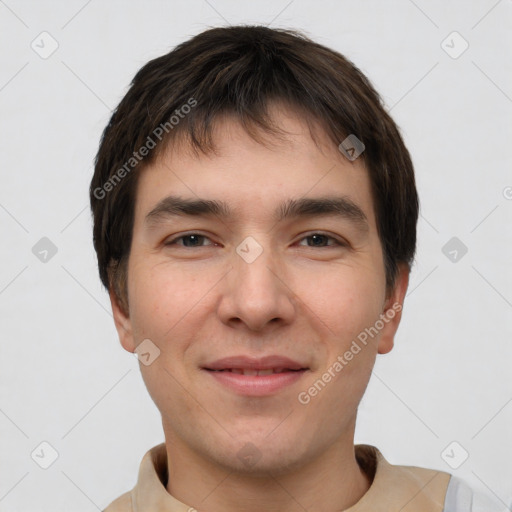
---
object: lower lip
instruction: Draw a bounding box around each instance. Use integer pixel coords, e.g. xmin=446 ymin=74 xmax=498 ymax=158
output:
xmin=204 ymin=369 xmax=307 ymax=396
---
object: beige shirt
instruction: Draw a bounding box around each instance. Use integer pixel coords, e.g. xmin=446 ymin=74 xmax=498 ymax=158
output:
xmin=104 ymin=443 xmax=452 ymax=512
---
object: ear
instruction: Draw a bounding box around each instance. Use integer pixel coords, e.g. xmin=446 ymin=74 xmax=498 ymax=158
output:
xmin=109 ymin=288 xmax=136 ymax=353
xmin=377 ymin=263 xmax=410 ymax=355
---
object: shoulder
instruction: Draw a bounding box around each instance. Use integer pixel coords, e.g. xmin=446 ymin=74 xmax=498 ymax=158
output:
xmin=102 ymin=490 xmax=133 ymax=512
xmin=356 ymin=445 xmax=507 ymax=512
xmin=353 ymin=444 xmax=452 ymax=510
xmin=444 ymin=476 xmax=507 ymax=512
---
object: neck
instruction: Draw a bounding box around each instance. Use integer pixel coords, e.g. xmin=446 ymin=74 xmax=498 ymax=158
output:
xmin=164 ymin=434 xmax=370 ymax=512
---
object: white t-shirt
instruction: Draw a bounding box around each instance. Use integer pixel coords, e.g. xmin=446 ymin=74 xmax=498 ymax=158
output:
xmin=444 ymin=476 xmax=508 ymax=511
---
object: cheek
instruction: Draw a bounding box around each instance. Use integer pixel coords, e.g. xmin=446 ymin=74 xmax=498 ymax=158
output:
xmin=127 ymin=259 xmax=207 ymax=341
xmin=294 ymin=262 xmax=385 ymax=343
xmin=128 ymin=262 xmax=206 ymax=415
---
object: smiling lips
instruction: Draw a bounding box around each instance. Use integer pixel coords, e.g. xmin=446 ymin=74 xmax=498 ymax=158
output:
xmin=203 ymin=355 xmax=309 ymax=395
xmin=213 ymin=367 xmax=299 ymax=376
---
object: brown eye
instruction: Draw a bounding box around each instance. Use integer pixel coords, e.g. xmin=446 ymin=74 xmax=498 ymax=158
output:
xmin=297 ymin=233 xmax=345 ymax=248
xmin=166 ymin=234 xmax=213 ymax=247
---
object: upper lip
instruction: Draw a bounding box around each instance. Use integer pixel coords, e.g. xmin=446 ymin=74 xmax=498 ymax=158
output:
xmin=203 ymin=355 xmax=308 ymax=371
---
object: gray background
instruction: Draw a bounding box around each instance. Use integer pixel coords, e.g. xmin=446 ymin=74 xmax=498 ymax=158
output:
xmin=0 ymin=0 xmax=511 ymax=510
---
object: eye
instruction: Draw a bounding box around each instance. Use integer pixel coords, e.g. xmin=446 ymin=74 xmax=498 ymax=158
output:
xmin=165 ymin=233 xmax=215 ymax=248
xmin=297 ymin=233 xmax=346 ymax=248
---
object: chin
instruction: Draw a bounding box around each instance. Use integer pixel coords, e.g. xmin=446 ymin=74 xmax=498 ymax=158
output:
xmin=205 ymin=429 xmax=312 ymax=476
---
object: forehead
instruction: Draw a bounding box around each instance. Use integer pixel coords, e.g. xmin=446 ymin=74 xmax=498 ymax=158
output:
xmin=133 ymin=108 xmax=376 ymax=229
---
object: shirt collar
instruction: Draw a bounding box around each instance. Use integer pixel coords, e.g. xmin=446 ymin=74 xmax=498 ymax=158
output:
xmin=129 ymin=443 xmax=450 ymax=512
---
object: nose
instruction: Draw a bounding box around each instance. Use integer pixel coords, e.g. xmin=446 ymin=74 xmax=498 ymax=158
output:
xmin=217 ymin=243 xmax=296 ymax=332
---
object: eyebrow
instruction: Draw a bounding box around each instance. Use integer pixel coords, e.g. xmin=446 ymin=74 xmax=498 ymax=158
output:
xmin=145 ymin=195 xmax=369 ymax=232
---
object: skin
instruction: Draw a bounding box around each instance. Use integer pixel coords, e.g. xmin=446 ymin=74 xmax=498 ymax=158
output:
xmin=111 ymin=106 xmax=409 ymax=512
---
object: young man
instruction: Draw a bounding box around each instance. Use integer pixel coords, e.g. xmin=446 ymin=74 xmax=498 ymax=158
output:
xmin=90 ymin=25 xmax=503 ymax=512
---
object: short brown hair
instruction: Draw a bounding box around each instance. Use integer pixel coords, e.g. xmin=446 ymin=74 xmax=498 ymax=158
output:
xmin=90 ymin=25 xmax=418 ymax=313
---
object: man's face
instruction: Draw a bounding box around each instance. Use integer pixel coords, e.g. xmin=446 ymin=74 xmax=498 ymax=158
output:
xmin=112 ymin=107 xmax=408 ymax=474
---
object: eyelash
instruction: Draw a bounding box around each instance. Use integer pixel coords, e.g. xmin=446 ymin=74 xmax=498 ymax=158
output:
xmin=164 ymin=232 xmax=347 ymax=248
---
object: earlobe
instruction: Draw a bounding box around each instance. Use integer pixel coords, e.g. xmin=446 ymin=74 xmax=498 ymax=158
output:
xmin=377 ymin=264 xmax=410 ymax=355
xmin=109 ymin=289 xmax=136 ymax=353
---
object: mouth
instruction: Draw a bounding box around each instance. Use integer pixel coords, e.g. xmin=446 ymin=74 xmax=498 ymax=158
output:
xmin=202 ymin=355 xmax=309 ymax=396
xmin=205 ymin=368 xmax=305 ymax=376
